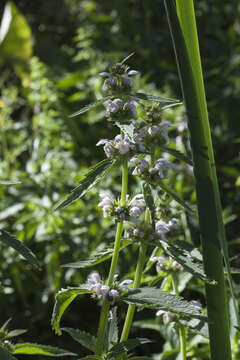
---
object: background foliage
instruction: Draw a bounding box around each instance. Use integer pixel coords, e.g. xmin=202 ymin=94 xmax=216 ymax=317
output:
xmin=0 ymin=0 xmax=239 ymax=358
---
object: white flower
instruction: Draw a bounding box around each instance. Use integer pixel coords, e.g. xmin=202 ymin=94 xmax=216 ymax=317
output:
xmin=118 ymin=279 xmax=133 ymax=290
xmin=155 ymin=220 xmax=171 ymax=234
xmin=156 ymin=310 xmax=175 ymax=324
xmin=154 ymin=159 xmax=173 ymax=178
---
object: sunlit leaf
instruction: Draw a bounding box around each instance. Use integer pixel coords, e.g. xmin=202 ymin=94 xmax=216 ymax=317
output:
xmin=130 ymin=92 xmax=179 ymax=103
xmin=108 ymin=338 xmax=151 ymax=357
xmin=13 ymin=343 xmax=76 ymax=356
xmin=62 ymin=328 xmax=96 ymax=353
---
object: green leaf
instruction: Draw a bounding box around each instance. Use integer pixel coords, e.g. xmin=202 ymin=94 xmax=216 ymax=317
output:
xmin=123 ymin=287 xmax=207 ymax=321
xmin=78 ymin=356 xmax=101 ymax=360
xmin=160 ymin=146 xmax=193 ymax=166
xmin=55 ymin=158 xmax=115 ymax=210
xmin=0 ymin=180 xmax=21 ymax=185
xmin=13 ymin=343 xmax=76 ymax=356
xmin=108 ymin=338 xmax=151 ymax=357
xmin=6 ymin=329 xmax=27 ymax=338
xmin=106 ymin=307 xmax=118 ymax=350
xmin=116 ymin=123 xmax=135 ymax=142
xmin=179 ymin=318 xmax=209 ymax=338
xmin=160 ymin=240 xmax=214 ymax=283
xmin=62 ymin=328 xmax=96 ymax=353
xmin=62 ymin=241 xmax=131 ymax=269
xmin=51 ymin=286 xmax=91 ymax=335
xmin=0 ymin=347 xmax=17 ymax=360
xmin=131 ymin=92 xmax=179 ymax=103
xmin=0 ymin=230 xmax=40 ymax=269
xmin=142 ymin=183 xmax=155 ymax=227
xmin=69 ymin=97 xmax=111 ymax=118
xmin=158 ymin=181 xmax=194 ymax=213
xmin=128 ymin=357 xmax=153 ymax=360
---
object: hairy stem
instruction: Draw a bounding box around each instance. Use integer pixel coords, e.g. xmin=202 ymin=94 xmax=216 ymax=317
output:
xmin=95 ymin=157 xmax=128 ymax=355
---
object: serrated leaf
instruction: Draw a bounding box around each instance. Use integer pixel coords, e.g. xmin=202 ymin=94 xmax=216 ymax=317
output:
xmin=108 ymin=338 xmax=151 ymax=357
xmin=123 ymin=287 xmax=207 ymax=321
xmin=62 ymin=241 xmax=131 ymax=269
xmin=0 ymin=230 xmax=40 ymax=269
xmin=51 ymin=286 xmax=91 ymax=335
xmin=6 ymin=329 xmax=27 ymax=338
xmin=55 ymin=159 xmax=115 ymax=210
xmin=0 ymin=347 xmax=17 ymax=360
xmin=179 ymin=318 xmax=209 ymax=338
xmin=13 ymin=343 xmax=76 ymax=356
xmin=160 ymin=240 xmax=214 ymax=283
xmin=160 ymin=146 xmax=193 ymax=166
xmin=158 ymin=181 xmax=194 ymax=213
xmin=116 ymin=123 xmax=135 ymax=142
xmin=143 ymin=183 xmax=155 ymax=227
xmin=131 ymin=93 xmax=179 ymax=103
xmin=69 ymin=97 xmax=111 ymax=118
xmin=0 ymin=180 xmax=21 ymax=185
xmin=62 ymin=328 xmax=96 ymax=353
xmin=107 ymin=307 xmax=118 ymax=350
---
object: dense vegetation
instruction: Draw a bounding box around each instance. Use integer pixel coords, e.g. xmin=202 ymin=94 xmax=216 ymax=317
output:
xmin=0 ymin=1 xmax=239 ymax=359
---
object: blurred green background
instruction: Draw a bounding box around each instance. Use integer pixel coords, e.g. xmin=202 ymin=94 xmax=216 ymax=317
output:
xmin=0 ymin=0 xmax=239 ymax=358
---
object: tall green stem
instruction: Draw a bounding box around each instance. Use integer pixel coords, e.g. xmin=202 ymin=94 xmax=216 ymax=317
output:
xmin=164 ymin=1 xmax=232 ymax=359
xmin=95 ymin=157 xmax=128 ymax=355
xmin=171 ymin=274 xmax=186 ymax=360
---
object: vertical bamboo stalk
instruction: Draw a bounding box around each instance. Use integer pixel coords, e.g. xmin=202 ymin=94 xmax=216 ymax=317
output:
xmin=164 ymin=1 xmax=232 ymax=359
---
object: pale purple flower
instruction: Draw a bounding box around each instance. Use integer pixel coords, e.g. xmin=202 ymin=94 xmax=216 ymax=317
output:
xmin=99 ymin=72 xmax=110 ymax=77
xmin=119 ymin=279 xmax=133 ymax=290
xmin=114 ymin=135 xmax=131 ymax=155
xmin=100 ymin=285 xmax=110 ymax=298
xmin=129 ymin=206 xmax=142 ymax=217
xmin=123 ymin=99 xmax=138 ymax=117
xmin=96 ymin=139 xmax=115 ymax=158
xmin=191 ymin=300 xmax=202 ymax=310
xmin=148 ymin=125 xmax=160 ymax=136
xmin=130 ymin=158 xmax=149 ymax=176
xmin=108 ymin=289 xmax=120 ymax=303
xmin=155 ymin=220 xmax=171 ymax=234
xmin=128 ymin=70 xmax=138 ymax=76
xmin=130 ymin=194 xmax=145 ymax=207
xmin=102 ymin=77 xmax=115 ymax=91
xmin=156 ymin=310 xmax=175 ymax=324
xmin=151 ymin=255 xmax=168 ymax=273
xmin=154 ymin=159 xmax=173 ymax=178
xmin=98 ymin=192 xmax=114 ymax=218
xmin=172 ymin=260 xmax=183 ymax=271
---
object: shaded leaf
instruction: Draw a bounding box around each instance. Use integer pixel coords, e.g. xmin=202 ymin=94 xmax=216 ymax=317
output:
xmin=78 ymin=356 xmax=101 ymax=360
xmin=160 ymin=146 xmax=193 ymax=166
xmin=0 ymin=347 xmax=17 ymax=360
xmin=0 ymin=230 xmax=40 ymax=269
xmin=51 ymin=286 xmax=91 ymax=335
xmin=131 ymin=92 xmax=179 ymax=103
xmin=62 ymin=328 xmax=96 ymax=353
xmin=69 ymin=97 xmax=111 ymax=118
xmin=6 ymin=329 xmax=27 ymax=338
xmin=116 ymin=123 xmax=135 ymax=142
xmin=123 ymin=287 xmax=207 ymax=321
xmin=55 ymin=159 xmax=115 ymax=210
xmin=62 ymin=240 xmax=131 ymax=269
xmin=179 ymin=318 xmax=209 ymax=338
xmin=13 ymin=343 xmax=76 ymax=356
xmin=158 ymin=181 xmax=194 ymax=213
xmin=108 ymin=338 xmax=151 ymax=357
xmin=143 ymin=183 xmax=155 ymax=227
xmin=107 ymin=307 xmax=118 ymax=350
xmin=160 ymin=240 xmax=214 ymax=283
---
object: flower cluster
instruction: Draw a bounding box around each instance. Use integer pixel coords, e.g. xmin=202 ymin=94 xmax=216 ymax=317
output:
xmin=130 ymin=157 xmax=173 ymax=180
xmin=134 ymin=123 xmax=171 ymax=149
xmin=97 ymin=134 xmax=137 ymax=158
xmin=87 ymin=272 xmax=133 ymax=304
xmin=98 ymin=192 xmax=146 ymax=221
xmin=100 ymin=62 xmax=138 ymax=93
xmin=150 ymin=255 xmax=183 ymax=273
xmin=104 ymin=98 xmax=138 ymax=121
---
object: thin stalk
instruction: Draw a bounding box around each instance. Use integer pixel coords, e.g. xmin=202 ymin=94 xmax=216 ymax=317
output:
xmin=164 ymin=1 xmax=232 ymax=359
xmin=171 ymin=274 xmax=187 ymax=360
xmin=95 ymin=157 xmax=128 ymax=355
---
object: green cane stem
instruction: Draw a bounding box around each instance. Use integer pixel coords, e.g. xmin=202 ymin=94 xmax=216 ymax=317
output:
xmin=95 ymin=157 xmax=128 ymax=355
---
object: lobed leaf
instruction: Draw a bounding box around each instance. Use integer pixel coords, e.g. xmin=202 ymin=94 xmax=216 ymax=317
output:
xmin=54 ymin=158 xmax=115 ymax=210
xmin=51 ymin=286 xmax=91 ymax=335
xmin=62 ymin=328 xmax=96 ymax=353
xmin=123 ymin=287 xmax=207 ymax=321
xmin=160 ymin=240 xmax=214 ymax=283
xmin=130 ymin=92 xmax=179 ymax=103
xmin=158 ymin=181 xmax=194 ymax=213
xmin=13 ymin=343 xmax=76 ymax=356
xmin=0 ymin=230 xmax=40 ymax=270
xmin=160 ymin=146 xmax=193 ymax=166
xmin=69 ymin=97 xmax=111 ymax=118
xmin=108 ymin=338 xmax=151 ymax=357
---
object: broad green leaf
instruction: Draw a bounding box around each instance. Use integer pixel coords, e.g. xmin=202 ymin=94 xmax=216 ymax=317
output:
xmin=108 ymin=338 xmax=151 ymax=357
xmin=0 ymin=348 xmax=17 ymax=360
xmin=131 ymin=92 xmax=179 ymax=103
xmin=158 ymin=181 xmax=194 ymax=213
xmin=0 ymin=230 xmax=40 ymax=269
xmin=6 ymin=329 xmax=27 ymax=338
xmin=0 ymin=180 xmax=21 ymax=185
xmin=62 ymin=241 xmax=131 ymax=269
xmin=123 ymin=287 xmax=207 ymax=321
xmin=13 ymin=343 xmax=76 ymax=356
xmin=143 ymin=183 xmax=155 ymax=227
xmin=51 ymin=286 xmax=91 ymax=335
xmin=0 ymin=2 xmax=32 ymax=74
xmin=62 ymin=328 xmax=96 ymax=353
xmin=69 ymin=97 xmax=111 ymax=118
xmin=160 ymin=146 xmax=193 ymax=166
xmin=160 ymin=240 xmax=214 ymax=283
xmin=55 ymin=159 xmax=115 ymax=210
